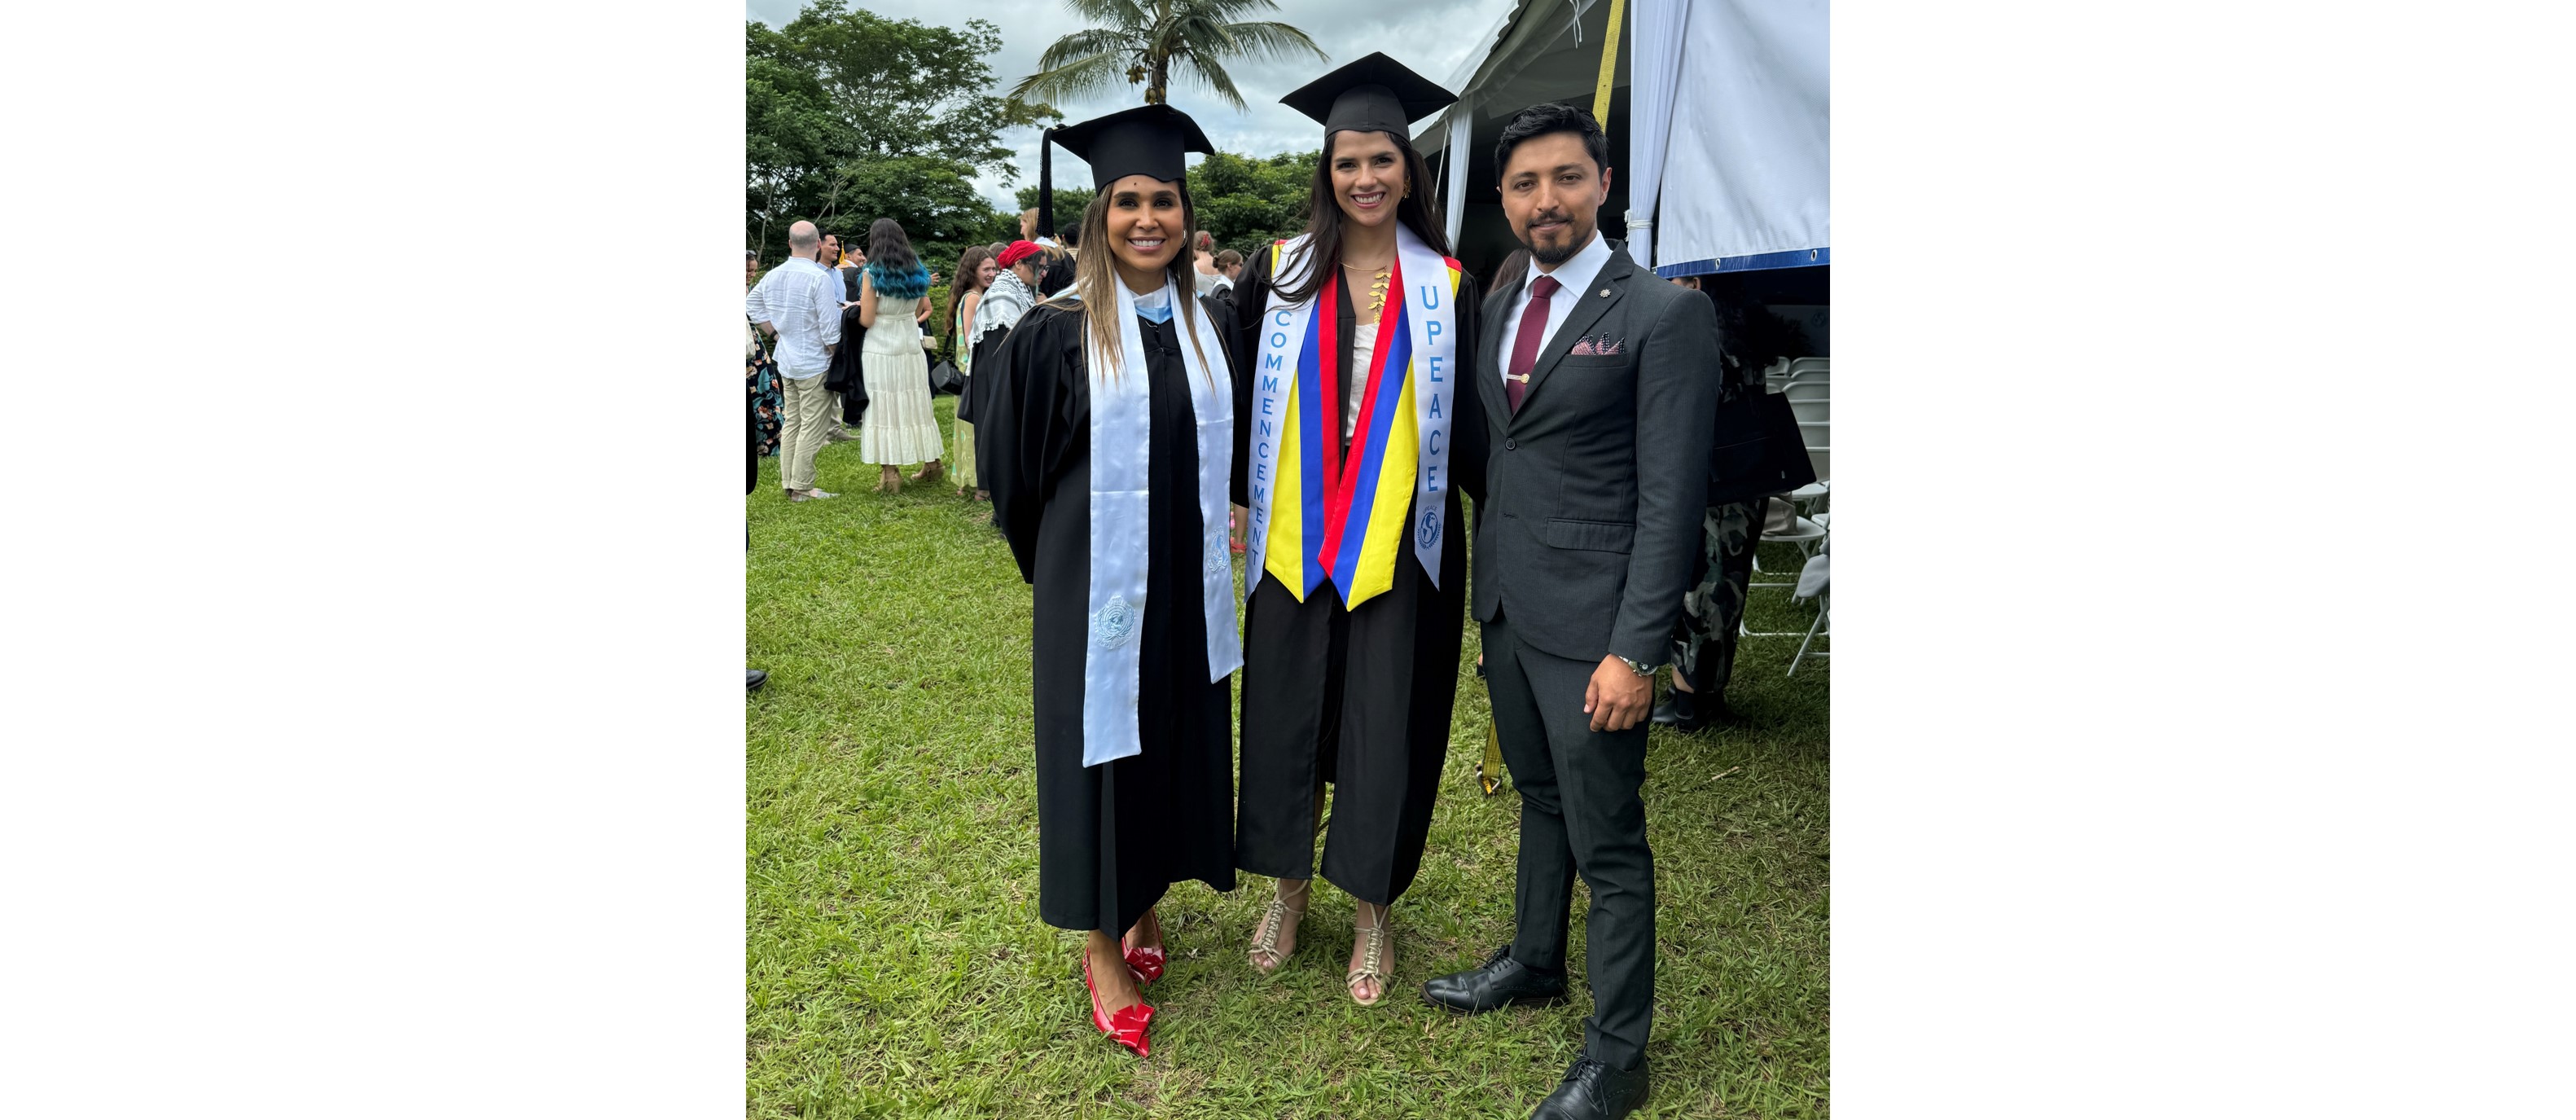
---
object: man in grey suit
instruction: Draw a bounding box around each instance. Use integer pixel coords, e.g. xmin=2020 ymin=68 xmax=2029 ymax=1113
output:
xmin=1421 ymin=103 xmax=1720 ymax=1120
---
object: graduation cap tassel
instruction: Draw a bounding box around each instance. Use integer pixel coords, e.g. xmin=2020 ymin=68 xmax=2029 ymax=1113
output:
xmin=1472 ymin=656 xmax=1507 ymax=796
xmin=1480 ymin=720 xmax=1507 ymax=797
xmin=1036 ymin=126 xmax=1054 ymax=244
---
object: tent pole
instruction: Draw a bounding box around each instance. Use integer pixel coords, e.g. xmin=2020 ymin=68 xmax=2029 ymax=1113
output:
xmin=1591 ymin=0 xmax=1627 ymax=132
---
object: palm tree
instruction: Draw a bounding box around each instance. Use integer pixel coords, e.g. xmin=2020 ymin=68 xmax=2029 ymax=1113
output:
xmin=1010 ymin=0 xmax=1327 ymax=112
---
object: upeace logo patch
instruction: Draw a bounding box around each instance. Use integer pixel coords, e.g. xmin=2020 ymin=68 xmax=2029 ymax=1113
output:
xmin=1416 ymin=508 xmax=1440 ymax=551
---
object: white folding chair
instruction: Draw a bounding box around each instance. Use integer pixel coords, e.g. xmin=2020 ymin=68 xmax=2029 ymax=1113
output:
xmin=1787 ymin=357 xmax=1830 ymax=380
xmin=1778 ymin=387 xmax=1829 ymax=510
xmin=1788 ymin=407 xmax=1830 ymax=520
xmin=1746 ymin=495 xmax=1828 ymax=613
xmin=1745 ymin=510 xmax=1829 ymax=643
xmin=1786 ymin=544 xmax=1829 ymax=675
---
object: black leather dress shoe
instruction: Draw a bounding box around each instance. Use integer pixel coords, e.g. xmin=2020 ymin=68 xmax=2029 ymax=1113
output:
xmin=1529 ymin=1056 xmax=1649 ymax=1120
xmin=747 ymin=668 xmax=768 ymax=692
xmin=1649 ymin=690 xmax=1706 ymax=731
xmin=1421 ymin=946 xmax=1568 ymax=1014
xmin=1652 ymin=689 xmax=1740 ymax=732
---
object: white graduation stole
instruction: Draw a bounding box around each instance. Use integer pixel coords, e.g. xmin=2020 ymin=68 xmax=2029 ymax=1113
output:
xmin=1081 ymin=277 xmax=1242 ymax=768
xmin=1241 ymin=225 xmax=1459 ymax=602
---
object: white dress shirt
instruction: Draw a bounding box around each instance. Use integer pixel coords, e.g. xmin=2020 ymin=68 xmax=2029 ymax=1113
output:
xmin=744 ymin=257 xmax=843 ymax=380
xmin=1494 ymin=230 xmax=1614 ymax=387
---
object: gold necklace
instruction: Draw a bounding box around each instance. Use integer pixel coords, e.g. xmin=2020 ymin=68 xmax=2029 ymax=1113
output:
xmin=1342 ymin=261 xmax=1392 ymax=317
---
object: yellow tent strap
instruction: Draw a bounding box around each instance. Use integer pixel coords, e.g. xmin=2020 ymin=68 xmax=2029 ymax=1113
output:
xmin=1591 ymin=0 xmax=1627 ymax=129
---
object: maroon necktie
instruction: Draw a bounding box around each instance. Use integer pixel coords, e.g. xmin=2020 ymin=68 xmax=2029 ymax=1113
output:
xmin=1505 ymin=275 xmax=1560 ymax=414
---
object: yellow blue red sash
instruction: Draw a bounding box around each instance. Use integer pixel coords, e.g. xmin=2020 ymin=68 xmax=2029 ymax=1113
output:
xmin=1246 ymin=228 xmax=1462 ymax=609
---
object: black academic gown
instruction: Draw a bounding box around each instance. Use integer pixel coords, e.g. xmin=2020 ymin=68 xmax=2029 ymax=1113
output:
xmin=1225 ymin=244 xmax=1486 ymax=906
xmin=984 ymin=294 xmax=1242 ymax=938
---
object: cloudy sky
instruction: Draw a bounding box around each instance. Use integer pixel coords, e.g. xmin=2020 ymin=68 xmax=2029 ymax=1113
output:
xmin=746 ymin=0 xmax=1517 ymax=209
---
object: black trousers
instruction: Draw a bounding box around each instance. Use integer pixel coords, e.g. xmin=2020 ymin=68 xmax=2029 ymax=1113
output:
xmin=1235 ymin=518 xmax=1462 ymax=905
xmin=1483 ymin=613 xmax=1656 ymax=1072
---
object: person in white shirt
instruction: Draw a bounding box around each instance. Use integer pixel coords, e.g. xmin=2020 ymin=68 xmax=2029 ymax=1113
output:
xmin=745 ymin=220 xmax=845 ymax=502
xmin=1188 ymin=230 xmax=1222 ymax=297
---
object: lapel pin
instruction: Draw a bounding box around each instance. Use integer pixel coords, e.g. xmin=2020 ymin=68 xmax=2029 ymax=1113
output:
xmin=1599 ymin=288 xmax=1610 ymax=297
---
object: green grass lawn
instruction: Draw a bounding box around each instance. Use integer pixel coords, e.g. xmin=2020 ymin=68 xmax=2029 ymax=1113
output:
xmin=748 ymin=397 xmax=1829 ymax=1118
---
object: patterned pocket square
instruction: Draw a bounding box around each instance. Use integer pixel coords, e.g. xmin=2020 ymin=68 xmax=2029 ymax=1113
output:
xmin=1569 ymin=334 xmax=1625 ymax=357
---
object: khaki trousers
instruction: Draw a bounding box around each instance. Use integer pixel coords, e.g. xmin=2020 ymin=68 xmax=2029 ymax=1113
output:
xmin=779 ymin=373 xmax=835 ymax=492
xmin=825 ymin=393 xmax=858 ymax=441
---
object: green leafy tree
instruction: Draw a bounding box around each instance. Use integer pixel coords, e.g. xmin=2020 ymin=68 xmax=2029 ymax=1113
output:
xmin=747 ymin=42 xmax=840 ymax=257
xmin=1189 ymin=148 xmax=1320 ymax=254
xmin=747 ymin=2 xmax=1055 ymax=262
xmin=1015 ymin=150 xmax=1314 ymax=255
xmin=1010 ymin=0 xmax=1326 ymax=110
xmin=1012 ymin=184 xmax=1096 ymax=241
xmin=824 ymin=156 xmax=1016 ymax=279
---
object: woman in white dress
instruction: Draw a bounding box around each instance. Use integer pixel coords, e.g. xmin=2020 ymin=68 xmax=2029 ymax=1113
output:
xmin=854 ymin=217 xmax=945 ymax=493
xmin=946 ymin=244 xmax=997 ymax=500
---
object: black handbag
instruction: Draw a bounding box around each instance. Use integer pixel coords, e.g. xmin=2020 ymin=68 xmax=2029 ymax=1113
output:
xmin=927 ymin=357 xmax=963 ymax=396
xmin=1705 ymin=385 xmax=1818 ymax=507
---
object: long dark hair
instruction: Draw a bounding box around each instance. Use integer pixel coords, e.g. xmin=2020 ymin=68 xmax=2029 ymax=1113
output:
xmin=951 ymin=245 xmax=993 ymax=301
xmin=864 ymin=217 xmax=917 ymax=274
xmin=1277 ymin=128 xmax=1451 ymax=305
xmin=863 ymin=217 xmax=928 ymax=299
xmin=947 ymin=245 xmax=993 ymax=344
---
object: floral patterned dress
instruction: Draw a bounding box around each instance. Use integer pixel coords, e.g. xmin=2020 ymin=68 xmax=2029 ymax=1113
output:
xmin=748 ymin=319 xmax=783 ymax=457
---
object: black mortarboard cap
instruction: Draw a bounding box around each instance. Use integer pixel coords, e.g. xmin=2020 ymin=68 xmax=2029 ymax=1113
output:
xmin=1051 ymin=103 xmax=1214 ymax=193
xmin=1038 ymin=104 xmax=1215 ymax=240
xmin=1279 ymin=51 xmax=1457 ymax=139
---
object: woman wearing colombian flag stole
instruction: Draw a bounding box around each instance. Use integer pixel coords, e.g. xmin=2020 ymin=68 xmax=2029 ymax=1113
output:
xmin=981 ymin=104 xmax=1244 ymax=1058
xmin=1227 ymin=53 xmax=1486 ymax=1008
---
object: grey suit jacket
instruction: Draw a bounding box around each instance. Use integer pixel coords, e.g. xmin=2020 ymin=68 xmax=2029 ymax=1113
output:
xmin=1469 ymin=244 xmax=1721 ymax=666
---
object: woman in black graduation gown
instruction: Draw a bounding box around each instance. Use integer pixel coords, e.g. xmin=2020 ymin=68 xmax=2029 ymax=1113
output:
xmin=1225 ymin=54 xmax=1485 ymax=1007
xmin=981 ymin=104 xmax=1241 ymax=1059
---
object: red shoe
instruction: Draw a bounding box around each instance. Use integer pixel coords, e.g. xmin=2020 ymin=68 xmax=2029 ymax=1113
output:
xmin=1123 ymin=944 xmax=1167 ymax=986
xmin=1082 ymin=953 xmax=1153 ymax=1057
xmin=1122 ymin=909 xmax=1166 ymax=986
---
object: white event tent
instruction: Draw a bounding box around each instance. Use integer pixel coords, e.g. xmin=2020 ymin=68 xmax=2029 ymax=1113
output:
xmin=1417 ymin=0 xmax=1828 ymax=279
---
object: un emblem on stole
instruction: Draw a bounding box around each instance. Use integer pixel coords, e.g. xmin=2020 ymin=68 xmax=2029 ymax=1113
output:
xmin=1417 ymin=509 xmax=1439 ymax=550
xmin=1091 ymin=595 xmax=1139 ymax=648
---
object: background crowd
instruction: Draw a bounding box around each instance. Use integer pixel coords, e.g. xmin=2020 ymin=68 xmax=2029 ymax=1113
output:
xmin=746 ymin=209 xmax=1108 ymax=503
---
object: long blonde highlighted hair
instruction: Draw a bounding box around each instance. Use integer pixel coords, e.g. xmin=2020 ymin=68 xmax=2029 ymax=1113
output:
xmin=1045 ymin=182 xmax=1215 ymax=385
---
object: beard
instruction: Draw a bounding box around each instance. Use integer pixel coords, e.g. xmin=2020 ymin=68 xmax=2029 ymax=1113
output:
xmin=1521 ymin=209 xmax=1595 ymax=266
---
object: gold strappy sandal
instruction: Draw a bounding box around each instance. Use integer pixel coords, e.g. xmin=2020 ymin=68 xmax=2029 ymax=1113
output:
xmin=1248 ymin=879 xmax=1310 ymax=975
xmin=1347 ymin=903 xmax=1393 ymax=1006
